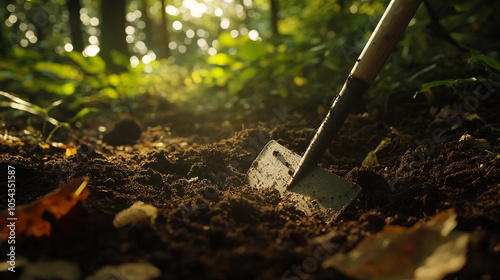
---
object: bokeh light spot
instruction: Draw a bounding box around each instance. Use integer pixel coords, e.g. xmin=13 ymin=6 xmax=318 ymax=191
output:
xmin=19 ymin=23 xmax=28 ymax=31
xmin=214 ymin=8 xmax=223 ymax=17
xmin=208 ymin=47 xmax=217 ymax=56
xmin=130 ymin=56 xmax=140 ymax=67
xmin=83 ymin=45 xmax=100 ymax=57
xmin=90 ymin=17 xmax=99 ymax=26
xmin=64 ymin=43 xmax=74 ymax=52
xmin=173 ymin=20 xmax=183 ymax=30
xmin=248 ymin=30 xmax=259 ymax=41
xmin=221 ymin=18 xmax=230 ymax=29
xmin=166 ymin=5 xmax=179 ymax=16
xmin=20 ymin=39 xmax=28 ymax=47
xmin=7 ymin=4 xmax=15 ymax=12
xmin=197 ymin=38 xmax=207 ymax=49
xmin=142 ymin=55 xmax=151 ymax=64
xmin=89 ymin=35 xmax=98 ymax=44
xmin=126 ymin=26 xmax=135 ymax=35
xmin=8 ymin=14 xmax=18 ymax=24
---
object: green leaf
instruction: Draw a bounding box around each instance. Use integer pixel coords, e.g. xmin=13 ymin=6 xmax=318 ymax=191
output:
xmin=239 ymin=67 xmax=257 ymax=82
xmin=210 ymin=67 xmax=225 ymax=79
xmin=238 ymin=40 xmax=267 ymax=62
xmin=34 ymin=62 xmax=81 ymax=80
xmin=230 ymin=61 xmax=245 ymax=71
xmin=70 ymin=107 xmax=97 ymax=123
xmin=0 ymin=101 xmax=59 ymax=126
xmin=407 ymin=64 xmax=437 ymax=82
xmin=111 ymin=50 xmax=130 ymax=68
xmin=99 ymin=88 xmax=119 ymax=99
xmin=12 ymin=46 xmax=41 ymax=60
xmin=228 ymin=79 xmax=244 ymax=94
xmin=47 ymin=99 xmax=63 ymax=111
xmin=207 ymin=53 xmax=235 ymax=66
xmin=218 ymin=32 xmax=240 ymax=48
xmin=469 ymin=55 xmax=500 ymax=72
xmin=67 ymin=51 xmax=106 ymax=74
xmin=307 ymin=44 xmax=327 ymax=55
xmin=0 ymin=90 xmax=34 ymax=107
xmin=58 ymin=83 xmax=76 ymax=95
xmin=108 ymin=74 xmax=120 ymax=87
xmin=415 ymin=77 xmax=478 ymax=97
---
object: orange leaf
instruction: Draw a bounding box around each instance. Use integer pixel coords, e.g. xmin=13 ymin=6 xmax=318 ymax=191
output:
xmin=65 ymin=147 xmax=78 ymax=157
xmin=0 ymin=178 xmax=90 ymax=240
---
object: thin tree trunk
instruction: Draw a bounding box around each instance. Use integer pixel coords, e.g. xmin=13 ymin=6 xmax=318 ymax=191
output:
xmin=142 ymin=0 xmax=155 ymax=53
xmin=159 ymin=0 xmax=170 ymax=58
xmin=0 ymin=16 xmax=10 ymax=56
xmin=270 ymin=0 xmax=279 ymax=36
xmin=0 ymin=0 xmax=14 ymax=56
xmin=66 ymin=0 xmax=84 ymax=52
xmin=100 ymin=0 xmax=128 ymax=70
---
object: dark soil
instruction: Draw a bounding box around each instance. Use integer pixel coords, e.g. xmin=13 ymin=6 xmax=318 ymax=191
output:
xmin=1 ymin=89 xmax=499 ymax=279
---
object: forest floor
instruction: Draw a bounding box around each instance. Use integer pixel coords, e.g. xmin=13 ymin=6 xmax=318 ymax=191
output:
xmin=0 ymin=87 xmax=499 ymax=280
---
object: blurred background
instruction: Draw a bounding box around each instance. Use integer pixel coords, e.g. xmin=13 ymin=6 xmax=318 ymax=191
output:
xmin=0 ymin=0 xmax=499 ymax=127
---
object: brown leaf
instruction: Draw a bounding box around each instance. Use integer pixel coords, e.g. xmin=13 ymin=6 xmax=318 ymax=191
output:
xmin=0 ymin=178 xmax=90 ymax=240
xmin=113 ymin=201 xmax=158 ymax=228
xmin=323 ymin=209 xmax=469 ymax=280
xmin=459 ymin=133 xmax=492 ymax=150
xmin=362 ymin=137 xmax=392 ymax=166
xmin=86 ymin=262 xmax=161 ymax=280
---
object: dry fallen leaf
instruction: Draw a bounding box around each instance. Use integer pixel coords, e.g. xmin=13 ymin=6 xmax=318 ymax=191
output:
xmin=49 ymin=142 xmax=78 ymax=157
xmin=362 ymin=150 xmax=379 ymax=166
xmin=86 ymin=262 xmax=161 ymax=280
xmin=113 ymin=201 xmax=158 ymax=228
xmin=19 ymin=260 xmax=81 ymax=280
xmin=65 ymin=147 xmax=78 ymax=157
xmin=323 ymin=209 xmax=469 ymax=280
xmin=459 ymin=133 xmax=492 ymax=150
xmin=362 ymin=137 xmax=392 ymax=166
xmin=0 ymin=178 xmax=90 ymax=240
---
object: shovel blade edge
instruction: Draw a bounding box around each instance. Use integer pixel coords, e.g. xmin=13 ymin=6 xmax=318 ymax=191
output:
xmin=248 ymin=140 xmax=361 ymax=220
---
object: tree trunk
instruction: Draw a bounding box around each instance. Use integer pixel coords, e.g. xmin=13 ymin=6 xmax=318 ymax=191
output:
xmin=270 ymin=0 xmax=279 ymax=36
xmin=141 ymin=0 xmax=155 ymax=53
xmin=159 ymin=0 xmax=170 ymax=58
xmin=66 ymin=0 xmax=84 ymax=52
xmin=100 ymin=0 xmax=128 ymax=70
xmin=0 ymin=16 xmax=10 ymax=57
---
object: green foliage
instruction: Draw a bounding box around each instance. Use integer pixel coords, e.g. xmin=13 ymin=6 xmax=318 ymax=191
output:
xmin=415 ymin=55 xmax=500 ymax=97
xmin=469 ymin=55 xmax=500 ymax=73
xmin=67 ymin=52 xmax=106 ymax=74
xmin=412 ymin=53 xmax=500 ymax=131
xmin=416 ymin=78 xmax=479 ymax=96
xmin=0 ymin=90 xmax=74 ymax=143
xmin=1 ymin=0 xmax=500 ymax=121
xmin=0 ymin=90 xmax=60 ymax=127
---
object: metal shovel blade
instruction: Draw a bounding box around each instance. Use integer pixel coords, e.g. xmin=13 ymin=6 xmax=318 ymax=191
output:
xmin=248 ymin=140 xmax=361 ymax=220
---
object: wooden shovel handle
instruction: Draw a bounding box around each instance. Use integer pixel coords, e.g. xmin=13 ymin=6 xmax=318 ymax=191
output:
xmin=351 ymin=0 xmax=423 ymax=86
xmin=287 ymin=0 xmax=423 ymax=190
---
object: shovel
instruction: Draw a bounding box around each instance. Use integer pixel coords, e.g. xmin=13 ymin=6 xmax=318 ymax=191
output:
xmin=248 ymin=0 xmax=423 ymax=220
